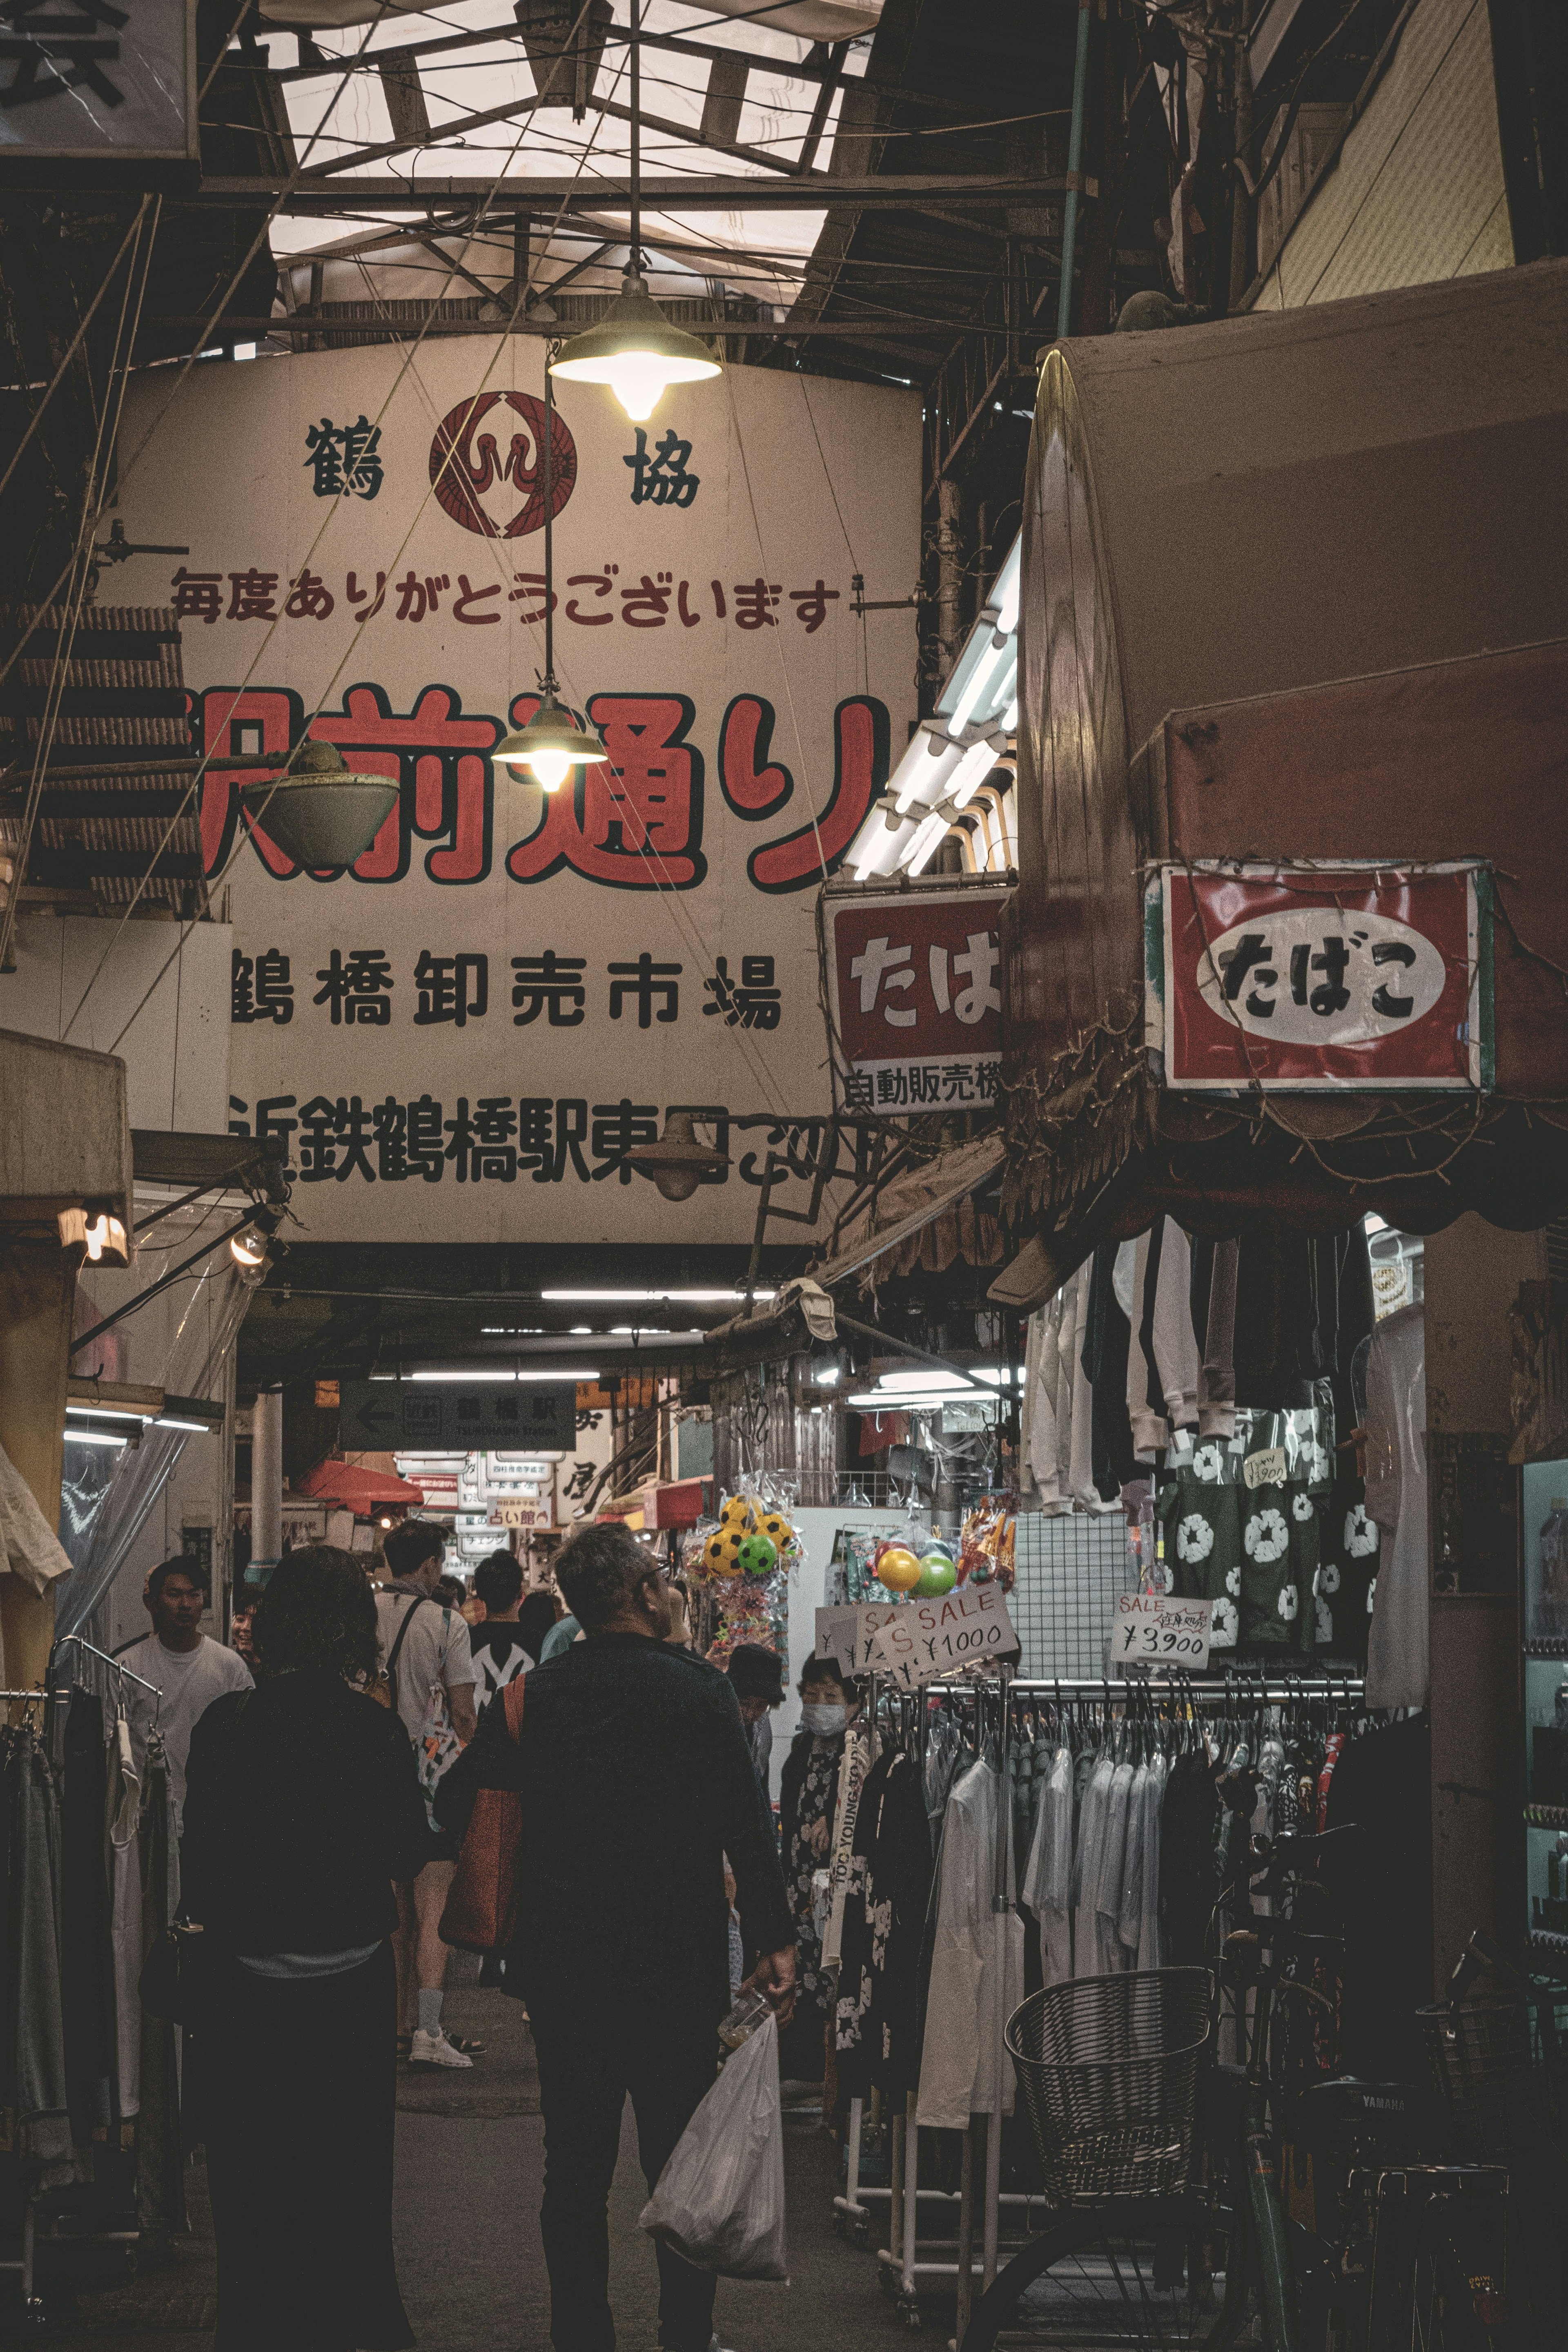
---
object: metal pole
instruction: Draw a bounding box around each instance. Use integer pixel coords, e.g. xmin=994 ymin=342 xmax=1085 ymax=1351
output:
xmin=1055 ymin=0 xmax=1094 ymax=340
xmin=955 ymin=2120 xmax=976 ymax=2344
xmin=630 ymin=1 xmax=641 ymax=268
xmin=1229 ymin=0 xmax=1255 ymax=310
xmin=901 ymin=2088 xmax=919 ymax=2301
xmin=251 ymin=1385 xmax=283 ymax=1586
xmin=542 ymin=354 xmax=557 ymax=691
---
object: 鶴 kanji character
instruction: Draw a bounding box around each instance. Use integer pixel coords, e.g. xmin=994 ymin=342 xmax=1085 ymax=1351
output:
xmin=565 ymin=568 xmax=616 ymax=624
xmin=703 ymin=954 xmax=780 ymax=1030
xmin=453 ymin=574 xmax=501 ymax=625
xmin=1218 ymin=932 xmax=1277 ymax=1019
xmin=746 ymin=697 xmax=890 ymax=895
xmin=170 ymin=568 xmax=222 ymax=624
xmin=313 ymin=947 xmax=394 ymax=1025
xmin=309 ymin=683 xmax=499 ymax=885
xmin=304 ymin=419 xmax=344 ymax=498
xmin=338 ymin=415 xmax=383 ymax=499
xmin=405 ymin=1094 xmax=445 ymax=1180
xmin=608 ymin=953 xmax=680 ymax=1029
xmin=1371 ymin=938 xmax=1417 ymax=1020
xmin=623 ymin=428 xmax=699 ymax=508
xmin=850 ymin=936 xmax=915 ymax=1026
xmin=506 ymin=692 xmax=705 ymax=891
xmin=620 ymin=571 xmax=672 ymax=628
xmin=284 ymin=569 xmax=334 ymax=620
xmin=508 ymin=573 xmax=555 ymax=622
xmin=372 ymin=1096 xmax=409 ymax=1181
xmin=511 ymin=951 xmax=586 ymax=1027
xmin=929 ymin=931 xmax=1001 ymax=1026
xmin=395 ymin=571 xmax=448 ymax=623
xmin=940 ymin=1063 xmax=976 ymax=1102
xmin=733 ymin=577 xmax=781 ymax=630
xmin=676 ymin=580 xmax=702 ymax=628
xmin=231 ymin=946 xmax=293 ymax=1025
xmin=590 ymin=1098 xmax=660 ymax=1184
xmin=0 ymin=0 xmax=127 ymax=108
xmin=414 ymin=949 xmax=487 ymax=1026
xmin=518 ymin=1098 xmax=592 ymax=1183
xmin=227 ymin=569 xmax=278 ymax=621
xmin=347 ymin=571 xmax=386 ymax=622
xmin=789 ymin=579 xmax=840 ymax=633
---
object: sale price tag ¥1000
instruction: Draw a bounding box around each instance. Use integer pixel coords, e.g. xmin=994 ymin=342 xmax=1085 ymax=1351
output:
xmin=1112 ymin=1592 xmax=1212 ymax=1670
xmin=862 ymin=1583 xmax=1020 ymax=1691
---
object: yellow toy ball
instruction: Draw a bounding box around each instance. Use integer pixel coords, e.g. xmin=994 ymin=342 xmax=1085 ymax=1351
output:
xmin=704 ymin=1527 xmax=744 ymax=1577
xmin=721 ymin=1495 xmax=755 ymax=1532
xmin=876 ymin=1545 xmax=922 ymax=1594
xmin=757 ymin=1511 xmax=791 ymax=1548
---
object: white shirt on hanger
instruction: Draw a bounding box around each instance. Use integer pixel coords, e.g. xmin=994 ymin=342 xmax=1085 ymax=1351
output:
xmin=916 ymin=1758 xmax=1024 ymax=2133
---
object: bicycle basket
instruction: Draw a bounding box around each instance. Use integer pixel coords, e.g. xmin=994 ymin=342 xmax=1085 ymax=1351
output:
xmin=1419 ymin=2000 xmax=1566 ymax=2166
xmin=1006 ymin=1967 xmax=1213 ymax=2204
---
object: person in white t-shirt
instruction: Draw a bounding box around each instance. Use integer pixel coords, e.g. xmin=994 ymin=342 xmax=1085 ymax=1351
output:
xmin=375 ymin=1520 xmax=478 ymax=2069
xmin=115 ymin=1558 xmax=254 ymax=1833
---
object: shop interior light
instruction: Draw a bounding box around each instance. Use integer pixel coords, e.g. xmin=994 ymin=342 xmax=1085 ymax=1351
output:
xmin=230 ymin=1208 xmax=280 ymax=1270
xmin=83 ymin=1214 xmax=127 ymax=1263
xmin=813 ymin=1362 xmax=842 ymax=1386
xmin=66 ymin=1399 xmax=144 ymax=1422
xmin=902 ymin=809 xmax=952 ymax=878
xmin=407 ymin=1368 xmax=601 ymax=1382
xmin=947 ymin=738 xmax=1004 ymax=811
xmin=541 ymin=1288 xmax=775 ymax=1302
xmin=65 ymin=1427 xmax=128 ymax=1449
xmin=846 ymin=1389 xmax=996 ymax=1410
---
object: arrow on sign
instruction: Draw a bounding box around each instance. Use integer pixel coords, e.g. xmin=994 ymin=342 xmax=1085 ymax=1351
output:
xmin=356 ymin=1398 xmax=398 ymax=1436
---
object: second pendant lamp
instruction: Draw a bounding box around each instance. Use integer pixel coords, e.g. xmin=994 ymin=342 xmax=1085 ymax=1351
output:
xmin=548 ymin=2 xmax=722 ymax=423
xmin=492 ymin=362 xmax=604 ymax=791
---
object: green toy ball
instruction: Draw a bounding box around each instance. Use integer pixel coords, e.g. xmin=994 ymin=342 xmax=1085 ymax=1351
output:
xmin=737 ymin=1532 xmax=778 ymax=1579
xmin=915 ymin=1552 xmax=958 ymax=1597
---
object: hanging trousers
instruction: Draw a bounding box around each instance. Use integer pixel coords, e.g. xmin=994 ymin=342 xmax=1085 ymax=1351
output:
xmin=526 ymin=1985 xmax=720 ymax=2352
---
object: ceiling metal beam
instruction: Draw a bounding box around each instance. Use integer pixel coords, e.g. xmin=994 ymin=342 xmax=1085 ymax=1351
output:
xmin=194 ymin=172 xmax=1065 ymax=210
xmin=266 ymin=20 xmax=859 ymax=89
xmin=153 ymin=312 xmax=967 ymax=341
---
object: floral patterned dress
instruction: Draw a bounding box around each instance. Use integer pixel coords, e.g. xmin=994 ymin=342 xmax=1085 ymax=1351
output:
xmin=784 ymin=1735 xmax=842 ymax=2021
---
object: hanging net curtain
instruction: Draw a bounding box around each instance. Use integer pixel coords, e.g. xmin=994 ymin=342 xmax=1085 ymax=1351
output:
xmin=56 ymin=1210 xmax=257 ymax=1643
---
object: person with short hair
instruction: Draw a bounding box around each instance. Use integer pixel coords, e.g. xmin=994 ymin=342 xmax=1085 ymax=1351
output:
xmin=725 ymin=1642 xmax=786 ymax=1789
xmin=183 ymin=1545 xmax=429 ymax=2352
xmin=469 ymin=1549 xmax=530 ymax=1713
xmin=115 ymin=1557 xmax=253 ymax=1832
xmin=438 ymin=1520 xmax=795 ymax=2352
xmin=375 ymin=1520 xmax=479 ymax=2069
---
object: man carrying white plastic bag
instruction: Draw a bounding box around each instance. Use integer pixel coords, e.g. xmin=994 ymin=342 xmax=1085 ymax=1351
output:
xmin=641 ymin=2010 xmax=789 ymax=2284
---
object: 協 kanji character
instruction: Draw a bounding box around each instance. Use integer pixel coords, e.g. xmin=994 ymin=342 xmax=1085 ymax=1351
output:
xmin=1371 ymin=938 xmax=1417 ymax=1020
xmin=676 ymin=581 xmax=702 ymax=628
xmin=170 ymin=567 xmax=222 ymax=625
xmin=565 ymin=568 xmax=617 ymax=625
xmin=789 ymin=579 xmax=840 ymax=633
xmin=620 ymin=571 xmax=672 ymax=628
xmin=508 ymin=573 xmax=555 ymax=622
xmin=590 ymin=1098 xmax=660 ymax=1184
xmin=413 ymin=949 xmax=488 ymax=1027
xmin=313 ymin=947 xmax=394 ymax=1026
xmin=0 ymin=0 xmax=127 ymax=107
xmin=453 ymin=574 xmax=501 ymax=625
xmin=733 ymin=578 xmax=781 ymax=630
xmin=623 ymin=427 xmax=699 ymax=508
xmin=511 ymin=951 xmax=587 ymax=1027
xmin=394 ymin=571 xmax=448 ymax=623
xmin=875 ymin=1068 xmax=908 ymax=1106
xmin=506 ymin=693 xmax=705 ymax=892
xmin=231 ymin=946 xmax=293 ymax=1026
xmin=929 ymin=931 xmax=1001 ymax=1026
xmin=842 ymin=1070 xmax=874 ymax=1109
xmin=227 ymin=569 xmax=279 ymax=622
xmin=1218 ymin=932 xmax=1277 ymax=1019
xmin=850 ymin=936 xmax=915 ymax=1026
xmin=940 ymin=1062 xmax=976 ymax=1103
xmin=909 ymin=1066 xmax=941 ymax=1105
xmin=304 ymin=418 xmax=345 ymax=498
xmin=746 ymin=697 xmax=890 ymax=895
xmin=284 ymin=569 xmax=334 ymax=620
xmin=608 ymin=953 xmax=681 ymax=1028
xmin=347 ymin=571 xmax=387 ymax=622
xmin=703 ymin=954 xmax=781 ymax=1030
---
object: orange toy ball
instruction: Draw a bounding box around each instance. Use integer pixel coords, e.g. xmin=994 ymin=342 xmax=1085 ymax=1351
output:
xmin=875 ymin=1546 xmax=922 ymax=1593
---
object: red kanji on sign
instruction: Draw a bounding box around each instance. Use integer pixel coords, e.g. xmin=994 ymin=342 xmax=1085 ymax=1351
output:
xmin=428 ymin=392 xmax=576 ymax=539
xmin=505 ymin=692 xmax=706 ymax=891
xmin=742 ymin=696 xmax=890 ymax=894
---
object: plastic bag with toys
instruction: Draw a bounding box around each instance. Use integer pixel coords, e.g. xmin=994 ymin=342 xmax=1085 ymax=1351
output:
xmin=958 ymin=1496 xmax=1017 ymax=1593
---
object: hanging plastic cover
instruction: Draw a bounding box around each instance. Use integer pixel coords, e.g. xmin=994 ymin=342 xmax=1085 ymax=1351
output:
xmin=639 ymin=2010 xmax=788 ymax=2281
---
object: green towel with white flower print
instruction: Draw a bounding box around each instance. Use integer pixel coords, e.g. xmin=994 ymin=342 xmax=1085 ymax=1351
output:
xmin=1158 ymin=1406 xmax=1336 ymax=1654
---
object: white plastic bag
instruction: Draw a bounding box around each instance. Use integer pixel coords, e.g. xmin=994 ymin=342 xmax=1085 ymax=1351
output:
xmin=639 ymin=2010 xmax=788 ymax=2281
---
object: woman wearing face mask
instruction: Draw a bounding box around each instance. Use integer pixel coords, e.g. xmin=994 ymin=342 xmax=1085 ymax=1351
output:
xmin=777 ymin=1656 xmax=862 ymax=2086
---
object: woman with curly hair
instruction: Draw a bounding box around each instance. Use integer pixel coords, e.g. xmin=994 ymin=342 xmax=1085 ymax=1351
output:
xmin=182 ymin=1546 xmax=431 ymax=2352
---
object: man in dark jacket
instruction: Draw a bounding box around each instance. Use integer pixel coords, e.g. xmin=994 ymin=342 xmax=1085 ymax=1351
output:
xmin=440 ymin=1523 xmax=794 ymax=2352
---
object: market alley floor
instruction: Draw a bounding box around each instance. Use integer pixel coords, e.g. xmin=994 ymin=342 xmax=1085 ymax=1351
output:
xmin=30 ymin=1960 xmax=925 ymax=2352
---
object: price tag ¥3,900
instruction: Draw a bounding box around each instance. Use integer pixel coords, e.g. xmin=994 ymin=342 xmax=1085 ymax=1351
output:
xmin=1113 ymin=1592 xmax=1212 ymax=1670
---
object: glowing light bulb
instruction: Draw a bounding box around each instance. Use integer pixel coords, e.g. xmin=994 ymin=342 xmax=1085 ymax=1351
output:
xmin=526 ymin=747 xmax=573 ymax=792
xmin=604 ymin=354 xmax=676 ymax=422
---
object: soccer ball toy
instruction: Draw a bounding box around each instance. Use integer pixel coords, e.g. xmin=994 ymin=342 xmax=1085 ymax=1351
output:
xmin=737 ymin=1533 xmax=778 ymax=1578
xmin=703 ymin=1528 xmax=745 ymax=1577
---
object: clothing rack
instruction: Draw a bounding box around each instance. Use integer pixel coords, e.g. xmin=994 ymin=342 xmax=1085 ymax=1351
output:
xmin=53 ymin=1632 xmax=162 ymax=1720
xmin=840 ymin=1664 xmax=1370 ymax=2338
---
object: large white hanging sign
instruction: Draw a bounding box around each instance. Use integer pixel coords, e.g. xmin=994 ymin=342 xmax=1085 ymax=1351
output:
xmin=118 ymin=346 xmax=920 ymax=1243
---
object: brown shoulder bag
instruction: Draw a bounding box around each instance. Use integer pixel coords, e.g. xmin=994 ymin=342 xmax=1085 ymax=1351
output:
xmin=439 ymin=1675 xmax=526 ymax=1953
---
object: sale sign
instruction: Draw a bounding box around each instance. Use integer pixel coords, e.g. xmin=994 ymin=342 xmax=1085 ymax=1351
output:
xmin=1112 ymin=1592 xmax=1212 ymax=1670
xmin=815 ymin=1602 xmax=910 ymax=1679
xmin=861 ymin=1581 xmax=1020 ymax=1690
xmin=1146 ymin=863 xmax=1491 ymax=1091
xmin=823 ymin=882 xmax=1009 ymax=1114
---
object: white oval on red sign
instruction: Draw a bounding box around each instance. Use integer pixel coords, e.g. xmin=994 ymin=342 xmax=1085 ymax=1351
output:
xmin=1196 ymin=907 xmax=1449 ymax=1047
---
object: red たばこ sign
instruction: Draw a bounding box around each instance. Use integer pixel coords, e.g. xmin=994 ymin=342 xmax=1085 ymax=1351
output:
xmin=1148 ymin=863 xmax=1491 ymax=1091
xmin=824 ymin=884 xmax=1008 ymax=1115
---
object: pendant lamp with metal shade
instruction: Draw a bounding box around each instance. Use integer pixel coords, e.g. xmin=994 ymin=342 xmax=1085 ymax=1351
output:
xmin=238 ymin=739 xmax=400 ymax=869
xmin=548 ymin=3 xmax=722 ymax=422
xmin=625 ymin=1109 xmax=731 ymax=1203
xmin=492 ymin=357 xmax=606 ymax=790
